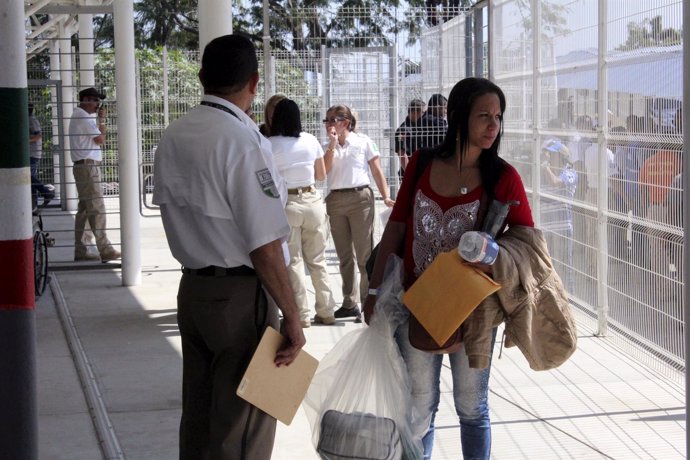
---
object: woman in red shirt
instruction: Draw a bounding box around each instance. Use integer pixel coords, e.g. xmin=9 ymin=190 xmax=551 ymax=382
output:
xmin=365 ymin=78 xmax=533 ymax=460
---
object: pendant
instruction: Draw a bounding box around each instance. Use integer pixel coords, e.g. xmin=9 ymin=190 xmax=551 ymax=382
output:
xmin=460 ymin=187 xmax=468 ymax=195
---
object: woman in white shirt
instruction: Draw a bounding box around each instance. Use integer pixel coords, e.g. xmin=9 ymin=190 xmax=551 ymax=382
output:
xmin=322 ymin=104 xmax=394 ymax=321
xmin=270 ymin=98 xmax=336 ymax=327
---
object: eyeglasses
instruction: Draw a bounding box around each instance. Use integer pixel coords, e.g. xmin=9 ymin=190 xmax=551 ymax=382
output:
xmin=322 ymin=116 xmax=345 ymax=124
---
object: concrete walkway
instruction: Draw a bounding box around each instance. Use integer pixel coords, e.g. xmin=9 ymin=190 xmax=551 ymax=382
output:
xmin=36 ymin=212 xmax=685 ymax=459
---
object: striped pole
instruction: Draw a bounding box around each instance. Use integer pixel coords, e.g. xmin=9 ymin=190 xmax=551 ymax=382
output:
xmin=0 ymin=2 xmax=38 ymax=459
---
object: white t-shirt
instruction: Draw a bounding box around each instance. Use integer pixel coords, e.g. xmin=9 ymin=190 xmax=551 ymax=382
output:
xmin=325 ymin=131 xmax=379 ymax=193
xmin=270 ymin=132 xmax=324 ymax=188
xmin=153 ymin=95 xmax=290 ymax=268
xmin=583 ymin=143 xmax=617 ymax=189
xmin=69 ymin=106 xmax=102 ymax=162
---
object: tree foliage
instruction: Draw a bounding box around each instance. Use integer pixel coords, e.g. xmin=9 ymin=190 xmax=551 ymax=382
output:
xmin=92 ymin=0 xmax=484 ymax=51
xmin=617 ymin=15 xmax=681 ymax=51
xmin=94 ymin=0 xmax=199 ymax=49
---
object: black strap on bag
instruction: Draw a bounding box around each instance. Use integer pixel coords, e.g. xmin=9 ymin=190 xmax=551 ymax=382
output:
xmin=366 ymin=151 xmax=433 ymax=280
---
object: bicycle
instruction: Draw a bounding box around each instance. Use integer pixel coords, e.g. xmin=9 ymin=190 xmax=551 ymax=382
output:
xmin=32 ymin=207 xmax=54 ymax=296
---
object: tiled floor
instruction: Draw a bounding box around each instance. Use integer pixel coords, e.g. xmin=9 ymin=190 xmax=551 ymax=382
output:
xmin=36 ymin=210 xmax=686 ymax=459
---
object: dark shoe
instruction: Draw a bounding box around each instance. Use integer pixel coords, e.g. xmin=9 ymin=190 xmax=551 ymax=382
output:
xmin=333 ymin=306 xmax=361 ymax=319
xmin=41 ymin=185 xmax=55 ymax=207
xmin=41 ymin=191 xmax=55 ymax=207
xmin=313 ymin=315 xmax=336 ymax=325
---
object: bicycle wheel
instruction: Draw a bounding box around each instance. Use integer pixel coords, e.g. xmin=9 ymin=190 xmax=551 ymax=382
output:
xmin=34 ymin=230 xmax=48 ymax=296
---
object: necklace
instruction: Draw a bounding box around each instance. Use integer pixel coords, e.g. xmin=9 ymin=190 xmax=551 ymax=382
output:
xmin=458 ymin=165 xmax=477 ymax=195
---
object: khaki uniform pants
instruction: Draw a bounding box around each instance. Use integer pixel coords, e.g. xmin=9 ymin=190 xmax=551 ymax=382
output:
xmin=285 ymin=190 xmax=336 ymax=320
xmin=325 ymin=187 xmax=375 ymax=308
xmin=177 ymin=272 xmax=279 ymax=460
xmin=73 ymin=162 xmax=112 ymax=256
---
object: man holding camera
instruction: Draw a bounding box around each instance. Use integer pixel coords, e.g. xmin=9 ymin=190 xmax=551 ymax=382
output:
xmin=69 ymin=87 xmax=120 ymax=262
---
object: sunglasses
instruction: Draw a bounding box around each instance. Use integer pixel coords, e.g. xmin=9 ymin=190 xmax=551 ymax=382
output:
xmin=322 ymin=116 xmax=345 ymax=124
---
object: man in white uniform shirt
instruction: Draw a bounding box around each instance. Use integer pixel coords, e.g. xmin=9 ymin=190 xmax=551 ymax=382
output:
xmin=152 ymin=34 xmax=305 ymax=460
xmin=68 ymin=87 xmax=120 ymax=262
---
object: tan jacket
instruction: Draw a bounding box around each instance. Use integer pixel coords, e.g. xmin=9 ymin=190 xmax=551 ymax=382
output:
xmin=462 ymin=226 xmax=577 ymax=370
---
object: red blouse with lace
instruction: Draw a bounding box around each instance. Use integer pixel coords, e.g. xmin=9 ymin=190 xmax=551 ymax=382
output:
xmin=390 ymin=151 xmax=534 ymax=286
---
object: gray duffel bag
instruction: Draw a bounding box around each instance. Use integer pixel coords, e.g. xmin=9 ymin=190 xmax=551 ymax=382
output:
xmin=317 ymin=410 xmax=402 ymax=460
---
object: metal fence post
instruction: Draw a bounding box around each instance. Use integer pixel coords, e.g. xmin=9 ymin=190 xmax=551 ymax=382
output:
xmin=595 ymin=0 xmax=609 ymax=336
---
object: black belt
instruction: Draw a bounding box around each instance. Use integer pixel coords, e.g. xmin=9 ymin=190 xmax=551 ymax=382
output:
xmin=287 ymin=185 xmax=315 ymax=194
xmin=332 ymin=185 xmax=369 ymax=192
xmin=74 ymin=159 xmax=97 ymax=165
xmin=181 ymin=265 xmax=256 ymax=277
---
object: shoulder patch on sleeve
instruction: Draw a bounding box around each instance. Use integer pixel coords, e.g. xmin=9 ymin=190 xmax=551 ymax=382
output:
xmin=255 ymin=168 xmax=280 ymax=199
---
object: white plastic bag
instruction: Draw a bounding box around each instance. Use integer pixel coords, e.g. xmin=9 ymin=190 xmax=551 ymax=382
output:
xmin=379 ymin=206 xmax=393 ymax=229
xmin=303 ymin=255 xmax=424 ymax=460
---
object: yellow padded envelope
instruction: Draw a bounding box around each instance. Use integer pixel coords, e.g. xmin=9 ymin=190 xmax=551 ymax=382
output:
xmin=403 ymin=250 xmax=501 ymax=346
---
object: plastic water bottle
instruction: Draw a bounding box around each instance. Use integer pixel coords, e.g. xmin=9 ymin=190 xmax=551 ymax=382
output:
xmin=458 ymin=231 xmax=499 ymax=265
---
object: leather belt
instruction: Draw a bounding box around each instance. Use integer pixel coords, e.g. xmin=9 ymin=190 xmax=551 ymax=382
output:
xmin=181 ymin=265 xmax=256 ymax=277
xmin=331 ymin=185 xmax=369 ymax=192
xmin=287 ymin=185 xmax=316 ymax=194
xmin=74 ymin=159 xmax=97 ymax=165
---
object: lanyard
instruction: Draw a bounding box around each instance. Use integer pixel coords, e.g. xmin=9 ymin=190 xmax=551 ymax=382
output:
xmin=200 ymin=100 xmax=241 ymax=120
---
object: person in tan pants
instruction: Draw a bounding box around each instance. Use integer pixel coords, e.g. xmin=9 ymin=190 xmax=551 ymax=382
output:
xmin=322 ymin=105 xmax=394 ymax=320
xmin=69 ymin=87 xmax=120 ymax=262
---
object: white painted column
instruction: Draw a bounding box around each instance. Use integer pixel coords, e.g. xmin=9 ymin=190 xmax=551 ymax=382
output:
xmin=49 ymin=38 xmax=62 ymax=201
xmin=113 ymin=0 xmax=141 ymax=286
xmin=198 ymin=0 xmax=233 ymax=53
xmin=59 ymin=20 xmax=77 ymax=211
xmin=0 ymin=1 xmax=37 ymax=456
xmin=78 ymin=14 xmax=95 ymax=87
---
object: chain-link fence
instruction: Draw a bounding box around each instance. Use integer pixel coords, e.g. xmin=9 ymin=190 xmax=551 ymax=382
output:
xmin=493 ymin=0 xmax=684 ymax=382
xmin=27 ymin=42 xmax=123 ymax=263
xmin=25 ymin=1 xmax=684 ymax=383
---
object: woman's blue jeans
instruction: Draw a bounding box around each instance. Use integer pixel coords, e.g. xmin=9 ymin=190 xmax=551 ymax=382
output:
xmin=396 ymin=322 xmax=497 ymax=460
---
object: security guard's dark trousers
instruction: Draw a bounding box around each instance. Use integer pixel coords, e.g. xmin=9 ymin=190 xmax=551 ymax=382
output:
xmin=177 ymin=269 xmax=279 ymax=460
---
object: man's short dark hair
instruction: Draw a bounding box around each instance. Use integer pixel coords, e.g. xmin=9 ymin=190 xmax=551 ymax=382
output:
xmin=408 ymin=99 xmax=425 ymax=113
xmin=200 ymin=34 xmax=258 ymax=94
xmin=78 ymin=87 xmax=106 ymax=101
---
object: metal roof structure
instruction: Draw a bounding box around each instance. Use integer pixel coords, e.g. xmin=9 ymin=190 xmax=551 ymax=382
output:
xmin=24 ymin=0 xmax=113 ymax=58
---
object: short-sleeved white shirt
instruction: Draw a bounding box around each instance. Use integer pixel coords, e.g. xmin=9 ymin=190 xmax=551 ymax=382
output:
xmin=270 ymin=132 xmax=324 ymax=188
xmin=69 ymin=106 xmax=102 ymax=162
xmin=583 ymin=144 xmax=617 ymax=189
xmin=152 ymin=95 xmax=290 ymax=269
xmin=325 ymin=131 xmax=379 ymax=193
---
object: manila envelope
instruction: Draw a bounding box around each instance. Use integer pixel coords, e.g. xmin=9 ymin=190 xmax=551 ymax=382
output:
xmin=403 ymin=250 xmax=501 ymax=346
xmin=237 ymin=326 xmax=318 ymax=425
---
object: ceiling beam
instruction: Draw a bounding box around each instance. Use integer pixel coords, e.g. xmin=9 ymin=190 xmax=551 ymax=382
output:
xmin=25 ymin=0 xmax=53 ymax=17
xmin=37 ymin=4 xmax=113 ymax=15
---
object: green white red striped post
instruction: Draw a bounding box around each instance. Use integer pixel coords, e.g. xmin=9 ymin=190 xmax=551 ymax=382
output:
xmin=0 ymin=1 xmax=38 ymax=458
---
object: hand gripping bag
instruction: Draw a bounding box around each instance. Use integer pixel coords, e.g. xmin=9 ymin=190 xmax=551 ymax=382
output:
xmin=303 ymin=255 xmax=425 ymax=460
